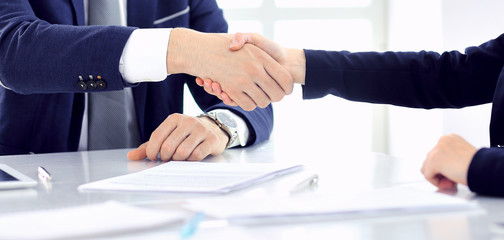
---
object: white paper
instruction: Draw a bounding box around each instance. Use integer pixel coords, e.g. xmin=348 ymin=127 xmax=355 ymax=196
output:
xmin=0 ymin=201 xmax=183 ymax=240
xmin=79 ymin=162 xmax=303 ymax=193
xmin=185 ymin=187 xmax=477 ymax=221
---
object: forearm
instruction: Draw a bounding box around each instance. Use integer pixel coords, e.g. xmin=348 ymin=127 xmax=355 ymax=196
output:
xmin=166 ymin=28 xmax=231 ymax=77
xmin=285 ymin=48 xmax=306 ymax=85
xmin=302 ymin=48 xmax=502 ymax=108
xmin=467 ymin=148 xmax=504 ymax=196
xmin=0 ymin=8 xmax=135 ymax=94
xmin=166 ymin=28 xmax=200 ymax=75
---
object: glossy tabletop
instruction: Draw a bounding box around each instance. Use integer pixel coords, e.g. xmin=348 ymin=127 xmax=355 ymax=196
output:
xmin=0 ymin=138 xmax=503 ymax=240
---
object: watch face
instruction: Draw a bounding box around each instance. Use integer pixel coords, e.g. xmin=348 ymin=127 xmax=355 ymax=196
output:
xmin=216 ymin=112 xmax=237 ymax=128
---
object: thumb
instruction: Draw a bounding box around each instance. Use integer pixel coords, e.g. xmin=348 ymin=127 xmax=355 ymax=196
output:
xmin=230 ymin=33 xmax=284 ymax=65
xmin=127 ymin=142 xmax=148 ymax=161
xmin=229 ymin=32 xmax=254 ymax=51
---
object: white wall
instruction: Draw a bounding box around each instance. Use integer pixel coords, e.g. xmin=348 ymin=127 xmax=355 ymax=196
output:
xmin=186 ymin=0 xmax=387 ymax=155
xmin=440 ymin=0 xmax=504 ymax=149
xmin=387 ymin=0 xmax=504 ymax=160
xmin=184 ymin=0 xmax=504 ymax=162
xmin=386 ymin=0 xmax=444 ymax=160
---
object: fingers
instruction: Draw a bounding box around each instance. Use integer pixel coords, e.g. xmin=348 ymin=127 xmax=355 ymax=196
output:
xmin=195 ymin=77 xmax=204 ymax=87
xmin=263 ymin=59 xmax=294 ymax=97
xmin=158 ymin=125 xmax=191 ymax=161
xmin=438 ymin=178 xmax=457 ymax=189
xmin=209 ymin=80 xmax=222 ymax=95
xmin=229 ymin=33 xmax=263 ymax=51
xmin=209 ymin=80 xmax=238 ymax=106
xmin=187 ymin=140 xmax=214 ymax=161
xmin=220 ymin=92 xmax=237 ymax=106
xmin=240 ymin=83 xmax=272 ymax=109
xmin=194 ymin=32 xmax=292 ymax=110
xmin=141 ymin=114 xmax=228 ymax=162
xmin=211 ymin=82 xmax=238 ymax=106
xmin=201 ymin=79 xmax=274 ymax=110
xmin=420 ymin=134 xmax=477 ymax=189
xmin=127 ymin=142 xmax=148 ymax=161
xmin=224 ymin=47 xmax=291 ymax=107
xmin=229 ymin=33 xmax=294 ymax=96
xmin=422 ymin=145 xmax=446 ymax=189
xmin=195 ymin=77 xmax=239 ymax=107
xmin=227 ymin=90 xmax=260 ymax=111
xmin=229 ymin=32 xmax=248 ymax=50
xmin=425 ymin=173 xmax=457 ymax=190
xmin=169 ymin=135 xmax=201 ymax=161
xmin=196 ymin=77 xmax=223 ymax=101
xmin=145 ymin=114 xmax=179 ymax=160
xmin=223 ymin=55 xmax=278 ymax=109
xmin=203 ymin=79 xmax=222 ymax=100
xmin=421 ymin=160 xmax=450 ymax=189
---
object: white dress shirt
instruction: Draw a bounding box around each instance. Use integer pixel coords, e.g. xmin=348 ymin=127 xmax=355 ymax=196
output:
xmin=79 ymin=0 xmax=249 ymax=151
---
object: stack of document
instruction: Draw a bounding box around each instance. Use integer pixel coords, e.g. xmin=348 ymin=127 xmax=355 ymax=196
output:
xmin=79 ymin=162 xmax=303 ymax=194
xmin=184 ymin=187 xmax=478 ymax=223
xmin=0 ymin=201 xmax=183 ymax=240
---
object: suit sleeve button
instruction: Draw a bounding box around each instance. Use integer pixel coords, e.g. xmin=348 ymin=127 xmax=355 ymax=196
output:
xmin=97 ymin=80 xmax=107 ymax=89
xmin=78 ymin=81 xmax=87 ymax=90
xmin=87 ymin=80 xmax=97 ymax=90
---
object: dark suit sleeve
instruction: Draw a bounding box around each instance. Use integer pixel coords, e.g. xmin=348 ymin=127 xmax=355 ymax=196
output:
xmin=0 ymin=0 xmax=136 ymax=94
xmin=303 ymin=34 xmax=504 ymax=109
xmin=467 ymin=148 xmax=504 ymax=196
xmin=183 ymin=0 xmax=273 ymax=145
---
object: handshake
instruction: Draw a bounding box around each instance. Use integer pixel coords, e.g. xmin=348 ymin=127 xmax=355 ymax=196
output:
xmin=168 ymin=28 xmax=306 ymax=111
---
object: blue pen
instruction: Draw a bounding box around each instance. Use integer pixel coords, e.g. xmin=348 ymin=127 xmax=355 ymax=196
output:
xmin=180 ymin=212 xmax=205 ymax=239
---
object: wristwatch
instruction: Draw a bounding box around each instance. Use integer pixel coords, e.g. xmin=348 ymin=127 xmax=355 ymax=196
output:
xmin=198 ymin=111 xmax=238 ymax=148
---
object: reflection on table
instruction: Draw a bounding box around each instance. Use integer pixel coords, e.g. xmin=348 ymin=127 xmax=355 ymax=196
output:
xmin=0 ymin=139 xmax=502 ymax=240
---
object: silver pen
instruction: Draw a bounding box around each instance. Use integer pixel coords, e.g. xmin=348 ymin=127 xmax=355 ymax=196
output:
xmin=38 ymin=166 xmax=52 ymax=182
xmin=289 ymin=173 xmax=319 ymax=194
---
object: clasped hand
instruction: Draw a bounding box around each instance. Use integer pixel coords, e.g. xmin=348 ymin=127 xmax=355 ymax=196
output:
xmin=167 ymin=28 xmax=294 ymax=111
xmin=195 ymin=32 xmax=303 ymax=107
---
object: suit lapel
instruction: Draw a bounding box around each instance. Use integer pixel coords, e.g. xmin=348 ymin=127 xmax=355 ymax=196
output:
xmin=127 ymin=0 xmax=157 ymax=27
xmin=70 ymin=0 xmax=85 ymax=26
xmin=132 ymin=84 xmax=148 ymax=141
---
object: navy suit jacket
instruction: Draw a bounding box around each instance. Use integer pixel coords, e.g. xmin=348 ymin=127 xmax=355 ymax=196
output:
xmin=303 ymin=33 xmax=504 ymax=196
xmin=0 ymin=0 xmax=273 ymax=155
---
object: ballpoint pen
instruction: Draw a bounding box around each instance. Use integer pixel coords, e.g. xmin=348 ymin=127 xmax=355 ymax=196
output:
xmin=179 ymin=212 xmax=205 ymax=239
xmin=38 ymin=166 xmax=52 ymax=182
xmin=289 ymin=173 xmax=319 ymax=194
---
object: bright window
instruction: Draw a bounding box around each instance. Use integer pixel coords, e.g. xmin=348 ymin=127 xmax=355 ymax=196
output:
xmin=227 ymin=21 xmax=263 ymax=35
xmin=216 ymin=0 xmax=263 ymax=8
xmin=275 ymin=0 xmax=371 ymax=8
xmin=274 ymin=19 xmax=373 ymax=50
xmin=186 ymin=0 xmax=387 ymax=154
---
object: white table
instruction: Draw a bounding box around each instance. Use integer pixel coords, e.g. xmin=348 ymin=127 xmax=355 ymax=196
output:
xmin=0 ymin=139 xmax=502 ymax=240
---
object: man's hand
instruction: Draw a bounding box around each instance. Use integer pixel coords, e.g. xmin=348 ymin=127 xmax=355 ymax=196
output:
xmin=421 ymin=134 xmax=477 ymax=190
xmin=167 ymin=28 xmax=293 ymax=111
xmin=196 ymin=77 xmax=237 ymax=106
xmin=195 ymin=33 xmax=306 ymax=107
xmin=127 ymin=113 xmax=229 ymax=161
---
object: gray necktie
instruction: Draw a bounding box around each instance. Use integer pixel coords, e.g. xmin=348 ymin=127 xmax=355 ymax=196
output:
xmin=87 ymin=0 xmax=140 ymax=150
xmin=88 ymin=0 xmax=123 ymax=26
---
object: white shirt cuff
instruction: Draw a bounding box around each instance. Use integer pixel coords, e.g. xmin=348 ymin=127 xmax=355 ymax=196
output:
xmin=120 ymin=28 xmax=172 ymax=83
